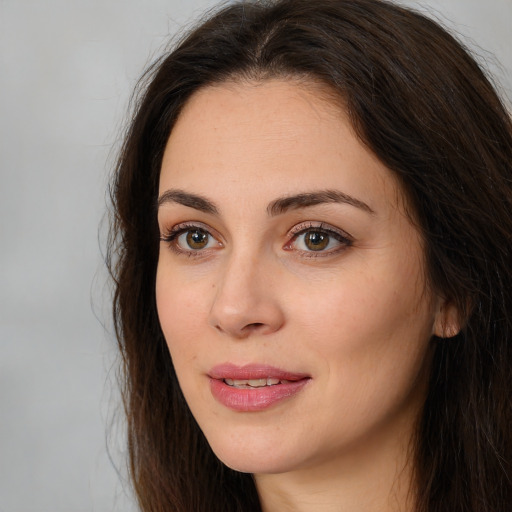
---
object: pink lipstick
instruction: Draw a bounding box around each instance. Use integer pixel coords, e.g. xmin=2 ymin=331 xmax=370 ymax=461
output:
xmin=208 ymin=364 xmax=310 ymax=412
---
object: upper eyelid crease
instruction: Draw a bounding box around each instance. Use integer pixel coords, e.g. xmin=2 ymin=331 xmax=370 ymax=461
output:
xmin=289 ymin=222 xmax=352 ymax=239
xmin=160 ymin=222 xmax=217 ymax=239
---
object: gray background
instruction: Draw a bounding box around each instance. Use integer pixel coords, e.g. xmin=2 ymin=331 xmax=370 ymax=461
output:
xmin=1 ymin=1 xmax=510 ymax=511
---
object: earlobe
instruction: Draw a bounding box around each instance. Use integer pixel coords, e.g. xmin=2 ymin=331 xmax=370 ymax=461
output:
xmin=433 ymin=298 xmax=461 ymax=339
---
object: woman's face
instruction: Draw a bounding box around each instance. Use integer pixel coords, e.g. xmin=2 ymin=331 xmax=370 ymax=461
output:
xmin=156 ymin=80 xmax=449 ymax=475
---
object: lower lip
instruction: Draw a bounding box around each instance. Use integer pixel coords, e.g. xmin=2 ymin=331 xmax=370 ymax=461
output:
xmin=209 ymin=378 xmax=310 ymax=412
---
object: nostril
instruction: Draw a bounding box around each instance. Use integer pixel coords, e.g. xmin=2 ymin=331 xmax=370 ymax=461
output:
xmin=209 ymin=299 xmax=285 ymax=338
xmin=243 ymin=322 xmax=265 ymax=332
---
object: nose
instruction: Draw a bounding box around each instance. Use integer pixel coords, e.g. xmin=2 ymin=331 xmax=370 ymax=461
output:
xmin=208 ymin=251 xmax=285 ymax=339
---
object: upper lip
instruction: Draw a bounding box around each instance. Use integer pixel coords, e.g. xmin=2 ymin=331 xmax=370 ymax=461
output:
xmin=208 ymin=363 xmax=310 ymax=381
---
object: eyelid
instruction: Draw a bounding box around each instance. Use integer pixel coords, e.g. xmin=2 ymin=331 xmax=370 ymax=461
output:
xmin=160 ymin=220 xmax=216 ymax=239
xmin=284 ymin=221 xmax=353 ymax=255
xmin=160 ymin=221 xmax=223 ymax=256
xmin=287 ymin=221 xmax=352 ymax=239
xmin=159 ymin=220 xmax=353 ymax=258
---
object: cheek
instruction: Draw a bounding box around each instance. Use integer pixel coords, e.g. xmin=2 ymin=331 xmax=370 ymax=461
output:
xmin=291 ymin=261 xmax=434 ymax=390
xmin=292 ymin=265 xmax=426 ymax=343
xmin=155 ymin=263 xmax=212 ymax=358
xmin=295 ymin=288 xmax=433 ymax=448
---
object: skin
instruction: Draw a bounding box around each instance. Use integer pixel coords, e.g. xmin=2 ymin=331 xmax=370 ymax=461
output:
xmin=155 ymin=79 xmax=458 ymax=512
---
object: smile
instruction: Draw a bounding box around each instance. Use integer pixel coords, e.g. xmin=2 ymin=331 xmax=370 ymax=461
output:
xmin=223 ymin=378 xmax=290 ymax=388
xmin=208 ymin=364 xmax=311 ymax=412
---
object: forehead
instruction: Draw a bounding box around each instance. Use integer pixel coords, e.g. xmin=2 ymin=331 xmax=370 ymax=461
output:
xmin=159 ymin=79 xmax=402 ymax=214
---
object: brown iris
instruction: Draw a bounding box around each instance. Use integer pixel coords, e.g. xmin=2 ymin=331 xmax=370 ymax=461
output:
xmin=304 ymin=231 xmax=329 ymax=251
xmin=186 ymin=229 xmax=209 ymax=249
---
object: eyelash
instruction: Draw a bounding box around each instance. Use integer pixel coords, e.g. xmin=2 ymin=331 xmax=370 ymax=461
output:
xmin=160 ymin=222 xmax=222 ymax=258
xmin=285 ymin=222 xmax=353 ymax=257
xmin=159 ymin=221 xmax=353 ymax=258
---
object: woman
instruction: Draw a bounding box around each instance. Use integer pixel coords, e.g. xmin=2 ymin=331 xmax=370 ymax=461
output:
xmin=108 ymin=0 xmax=512 ymax=510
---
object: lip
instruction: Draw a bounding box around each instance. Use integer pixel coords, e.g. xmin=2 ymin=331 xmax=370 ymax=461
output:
xmin=208 ymin=363 xmax=311 ymax=412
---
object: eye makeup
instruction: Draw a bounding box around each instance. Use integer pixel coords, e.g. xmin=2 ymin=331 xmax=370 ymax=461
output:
xmin=160 ymin=219 xmax=353 ymax=260
xmin=284 ymin=221 xmax=353 ymax=258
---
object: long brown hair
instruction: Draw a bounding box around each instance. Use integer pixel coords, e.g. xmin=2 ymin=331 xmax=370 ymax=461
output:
xmin=108 ymin=1 xmax=512 ymax=510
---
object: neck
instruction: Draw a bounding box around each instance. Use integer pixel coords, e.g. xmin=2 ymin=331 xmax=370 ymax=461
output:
xmin=254 ymin=413 xmax=418 ymax=512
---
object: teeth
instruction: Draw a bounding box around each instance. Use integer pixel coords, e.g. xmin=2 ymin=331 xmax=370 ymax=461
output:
xmin=224 ymin=378 xmax=284 ymax=388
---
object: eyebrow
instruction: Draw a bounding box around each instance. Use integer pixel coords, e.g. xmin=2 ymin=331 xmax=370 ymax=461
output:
xmin=157 ymin=189 xmax=219 ymax=214
xmin=267 ymin=190 xmax=375 ymax=216
xmin=157 ymin=188 xmax=375 ymax=216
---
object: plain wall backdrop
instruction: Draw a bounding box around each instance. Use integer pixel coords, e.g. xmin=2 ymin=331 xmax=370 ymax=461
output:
xmin=0 ymin=1 xmax=510 ymax=511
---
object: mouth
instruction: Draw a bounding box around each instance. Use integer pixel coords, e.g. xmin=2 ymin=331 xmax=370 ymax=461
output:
xmin=208 ymin=363 xmax=311 ymax=412
xmin=223 ymin=377 xmax=293 ymax=388
xmin=208 ymin=363 xmax=309 ymax=381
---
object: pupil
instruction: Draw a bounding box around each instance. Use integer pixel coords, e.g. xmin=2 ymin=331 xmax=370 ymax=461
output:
xmin=187 ymin=230 xmax=208 ymax=249
xmin=305 ymin=231 xmax=329 ymax=251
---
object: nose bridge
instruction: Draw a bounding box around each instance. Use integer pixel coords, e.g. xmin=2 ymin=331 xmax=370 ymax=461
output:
xmin=209 ymin=244 xmax=284 ymax=338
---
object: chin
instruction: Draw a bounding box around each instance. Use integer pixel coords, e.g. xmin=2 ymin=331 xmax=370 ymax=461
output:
xmin=205 ymin=430 xmax=307 ymax=475
xmin=216 ymin=452 xmax=296 ymax=475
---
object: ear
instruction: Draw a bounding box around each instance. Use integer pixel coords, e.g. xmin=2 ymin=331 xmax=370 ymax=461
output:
xmin=433 ymin=297 xmax=461 ymax=339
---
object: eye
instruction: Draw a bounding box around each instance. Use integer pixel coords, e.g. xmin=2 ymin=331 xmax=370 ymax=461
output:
xmin=285 ymin=223 xmax=352 ymax=256
xmin=178 ymin=228 xmax=212 ymax=250
xmin=297 ymin=231 xmax=331 ymax=251
xmin=160 ymin=223 xmax=222 ymax=255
